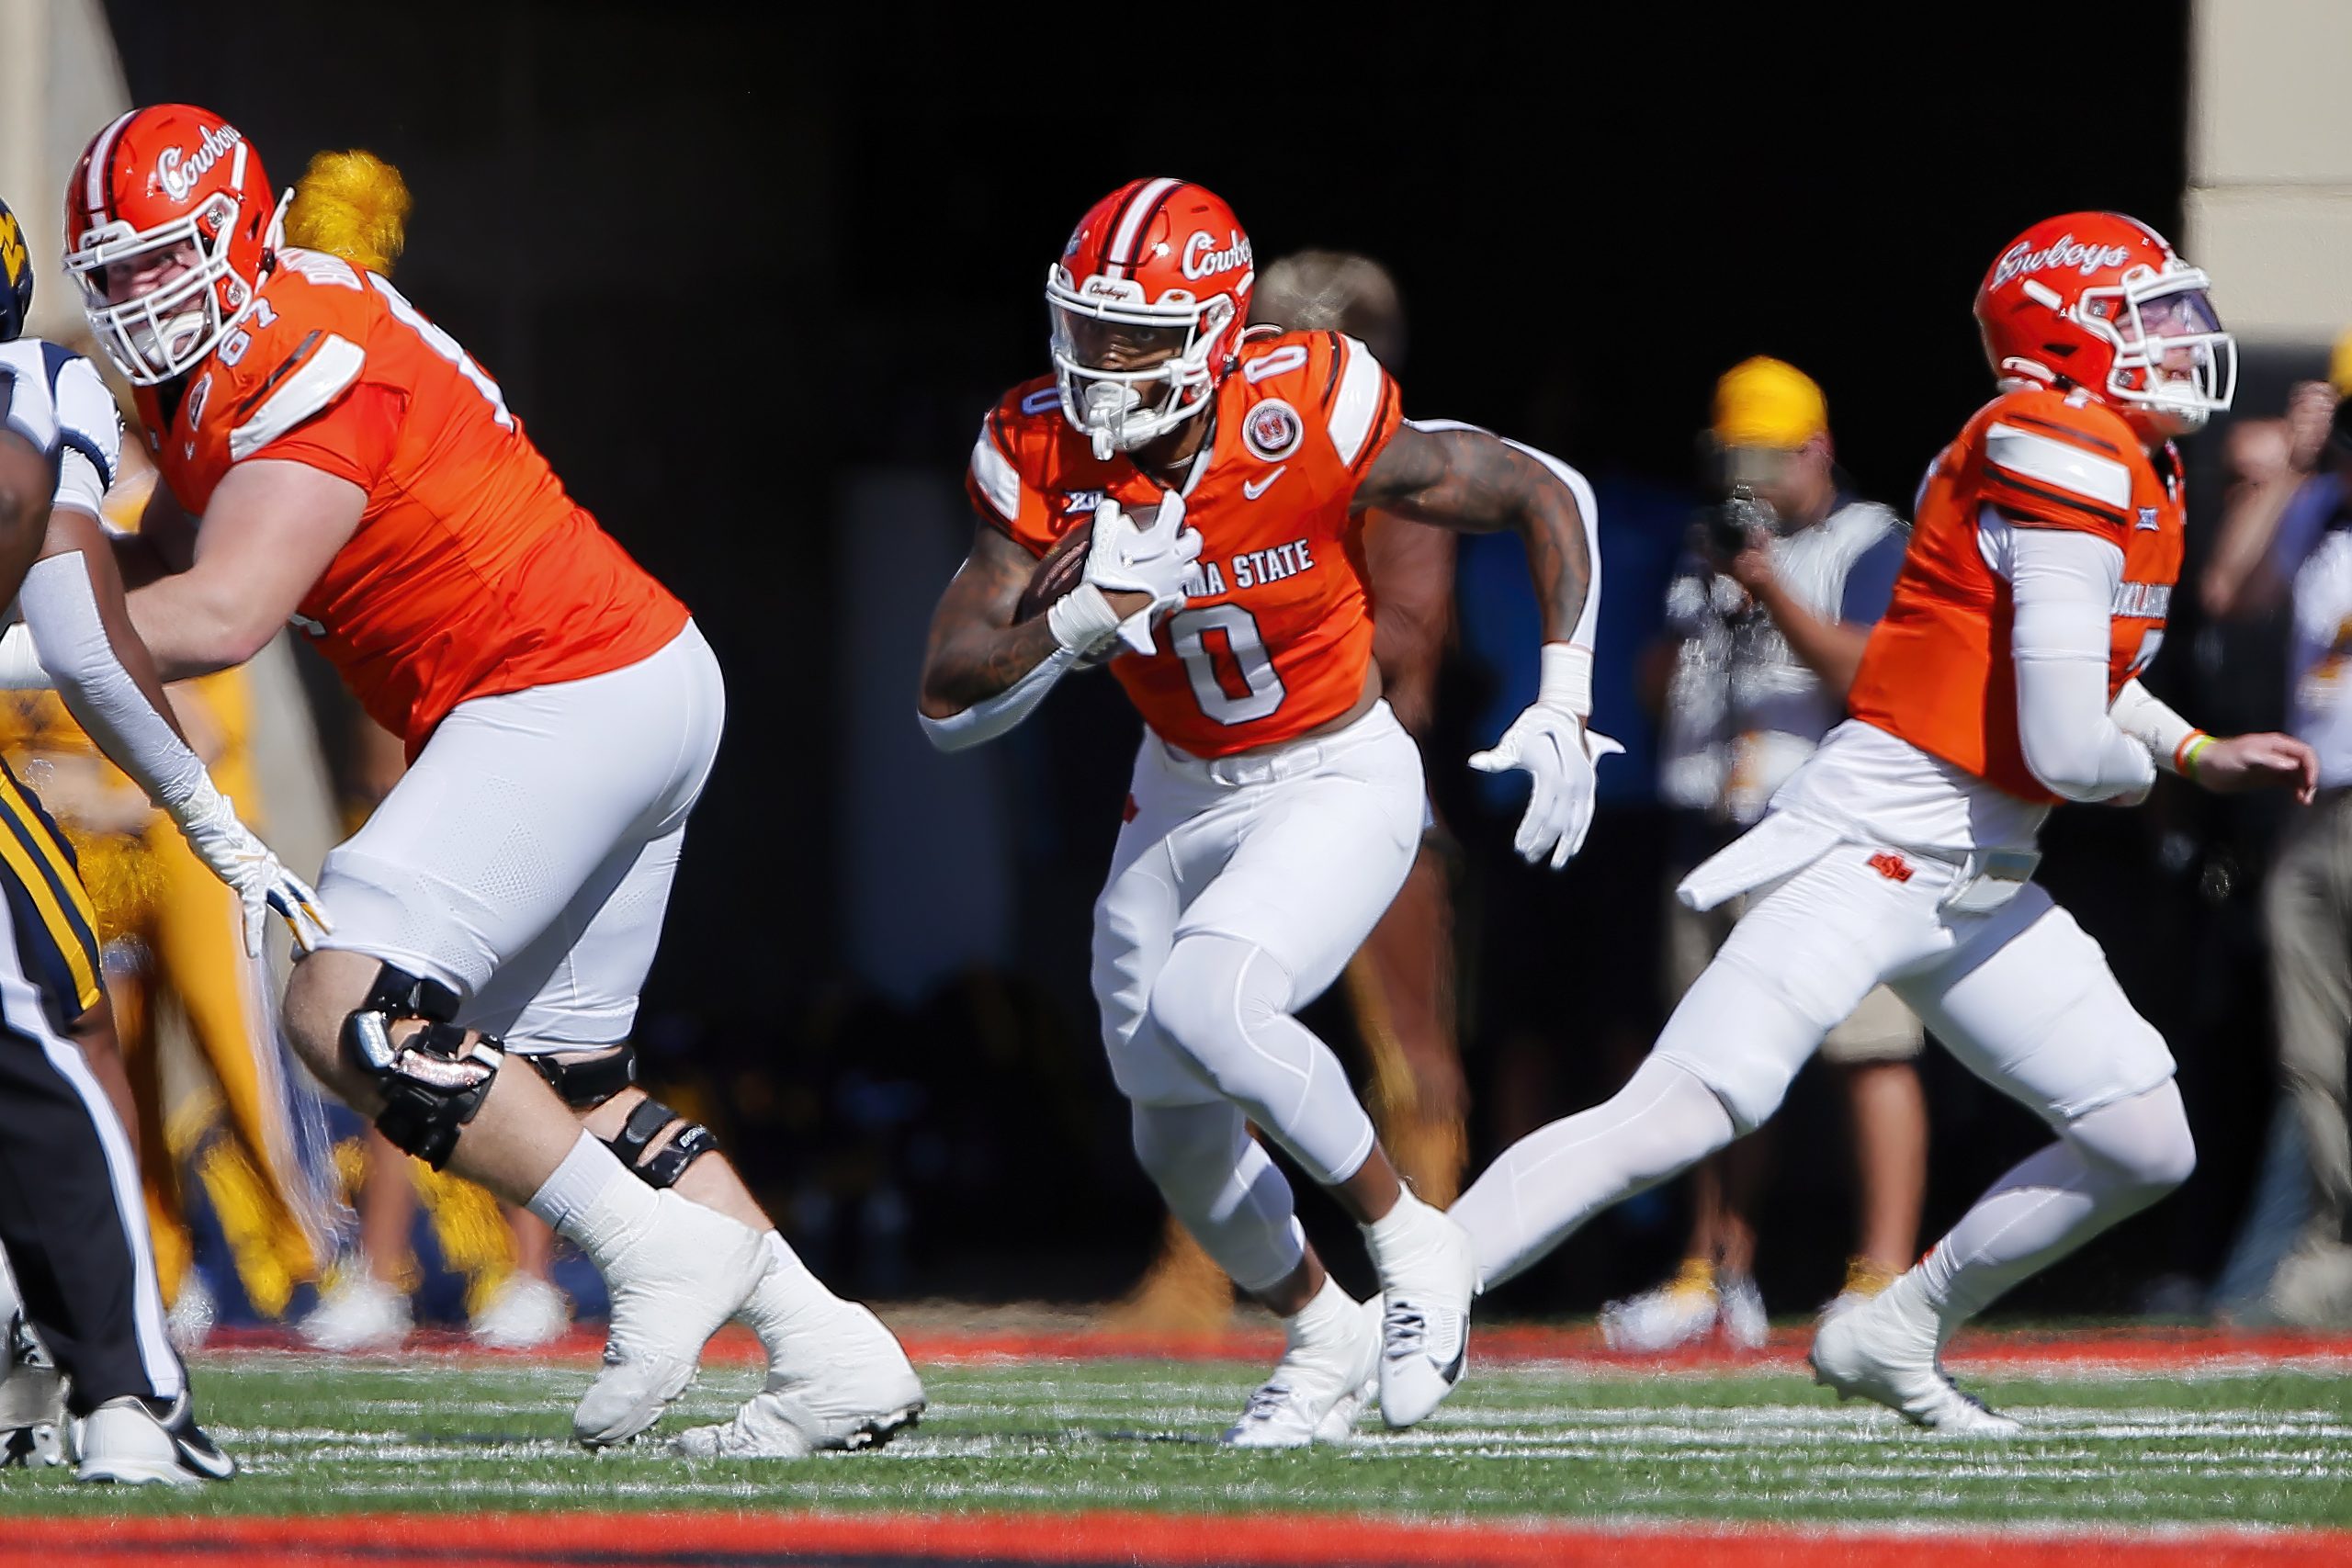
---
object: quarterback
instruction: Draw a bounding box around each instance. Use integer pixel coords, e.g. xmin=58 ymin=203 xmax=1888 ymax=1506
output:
xmin=919 ymin=178 xmax=1608 ymax=1442
xmin=1445 ymin=213 xmax=2315 ymax=1431
xmin=24 ymin=106 xmax=922 ymax=1456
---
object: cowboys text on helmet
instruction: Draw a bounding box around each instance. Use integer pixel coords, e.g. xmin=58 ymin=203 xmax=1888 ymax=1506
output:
xmin=1046 ymin=178 xmax=1257 ymax=460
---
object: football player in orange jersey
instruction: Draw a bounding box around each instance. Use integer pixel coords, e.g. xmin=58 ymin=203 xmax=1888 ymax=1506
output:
xmin=919 ymin=179 xmax=1608 ymax=1442
xmin=27 ymin=106 xmax=924 ymax=1457
xmin=1445 ymin=213 xmax=2318 ymax=1434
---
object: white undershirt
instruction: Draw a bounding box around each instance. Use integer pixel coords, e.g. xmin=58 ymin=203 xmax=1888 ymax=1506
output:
xmin=1771 ymin=515 xmax=2154 ymax=855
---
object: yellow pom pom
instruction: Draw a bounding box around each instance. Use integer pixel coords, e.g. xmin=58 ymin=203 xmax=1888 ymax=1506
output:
xmin=284 ymin=150 xmax=412 ymax=277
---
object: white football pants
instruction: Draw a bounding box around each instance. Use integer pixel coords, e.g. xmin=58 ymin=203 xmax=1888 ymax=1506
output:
xmin=1454 ymin=833 xmax=2190 ymax=1322
xmin=1095 ymin=702 xmax=1421 ymax=1293
xmin=315 ymin=622 xmax=724 ymax=1053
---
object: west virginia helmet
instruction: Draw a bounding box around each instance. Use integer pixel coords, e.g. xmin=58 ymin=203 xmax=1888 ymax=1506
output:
xmin=0 ymin=196 xmax=31 ymax=342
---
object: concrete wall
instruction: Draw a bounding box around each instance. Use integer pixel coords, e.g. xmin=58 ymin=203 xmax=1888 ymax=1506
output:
xmin=2187 ymin=0 xmax=2352 ymax=348
xmin=0 ymin=0 xmax=130 ymax=343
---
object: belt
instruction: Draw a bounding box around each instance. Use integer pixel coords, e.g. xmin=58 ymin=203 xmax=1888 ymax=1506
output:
xmin=1154 ymin=703 xmax=1394 ymax=788
xmin=1156 ymin=735 xmax=1330 ymax=787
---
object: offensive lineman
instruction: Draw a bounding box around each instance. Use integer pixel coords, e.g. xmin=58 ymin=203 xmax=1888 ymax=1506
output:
xmin=1442 ymin=213 xmax=2316 ymax=1431
xmin=24 ymin=107 xmax=922 ymax=1455
xmin=919 ymin=178 xmax=1607 ymax=1441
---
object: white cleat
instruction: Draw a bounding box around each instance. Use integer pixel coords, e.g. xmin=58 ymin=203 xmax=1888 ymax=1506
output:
xmin=572 ymin=1191 xmax=770 ymax=1450
xmin=1312 ymin=1375 xmax=1376 ymax=1443
xmin=1222 ymin=1280 xmax=1379 ymax=1450
xmin=73 ymin=1393 xmax=235 ymax=1485
xmin=1310 ymin=1296 xmax=1385 ymax=1441
xmin=1808 ymin=1275 xmax=2021 ymax=1438
xmin=673 ymin=1301 xmax=925 ymax=1460
xmin=1718 ymin=1270 xmax=1769 ymax=1352
xmin=299 ymin=1265 xmax=413 ymax=1353
xmin=1367 ymin=1196 xmax=1476 ymax=1429
xmin=1599 ymin=1260 xmax=1719 ymax=1353
xmin=469 ymin=1273 xmax=571 ymax=1350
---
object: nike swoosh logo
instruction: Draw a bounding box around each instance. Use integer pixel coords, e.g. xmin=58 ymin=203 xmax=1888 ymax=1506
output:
xmin=1242 ymin=467 xmax=1285 ymax=500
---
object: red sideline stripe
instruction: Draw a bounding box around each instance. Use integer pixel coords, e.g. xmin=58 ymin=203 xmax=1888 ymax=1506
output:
xmin=198 ymin=1322 xmax=2352 ymax=1371
xmin=3 ymin=1511 xmax=2346 ymax=1568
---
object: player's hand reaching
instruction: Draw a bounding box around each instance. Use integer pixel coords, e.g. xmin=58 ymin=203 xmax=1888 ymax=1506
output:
xmin=2186 ymin=731 xmax=2321 ymax=804
xmin=1471 ymin=701 xmax=1625 ymax=869
xmin=1083 ymin=493 xmax=1204 ymax=653
xmin=173 ymin=778 xmax=334 ymax=956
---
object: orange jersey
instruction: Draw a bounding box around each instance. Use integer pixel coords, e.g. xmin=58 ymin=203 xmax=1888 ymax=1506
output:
xmin=1848 ymin=387 xmax=2185 ymax=802
xmin=136 ymin=248 xmax=689 ymax=755
xmin=967 ymin=330 xmax=1402 ymax=757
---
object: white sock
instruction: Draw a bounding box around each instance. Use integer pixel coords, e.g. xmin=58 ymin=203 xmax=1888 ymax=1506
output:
xmin=1283 ymin=1274 xmax=1353 ymax=1348
xmin=1362 ymin=1190 xmax=1438 ymax=1275
xmin=526 ymin=1132 xmax=658 ymax=1266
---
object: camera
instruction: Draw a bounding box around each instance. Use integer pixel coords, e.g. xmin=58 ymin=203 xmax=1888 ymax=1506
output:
xmin=1704 ymin=485 xmax=1777 ymax=558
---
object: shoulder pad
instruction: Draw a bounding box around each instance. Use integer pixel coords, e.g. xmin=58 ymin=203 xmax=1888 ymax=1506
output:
xmin=1236 ymin=331 xmax=1390 ymax=468
xmin=45 ymin=346 xmax=121 ymax=494
xmin=968 ymin=416 xmax=1022 ymax=522
xmin=273 ymin=248 xmax=368 ymax=293
xmin=0 ymin=340 xmax=58 ymax=455
xmin=228 ymin=333 xmax=367 ymax=461
xmin=979 ymin=378 xmax=1071 ymax=467
xmin=1979 ymin=389 xmax=2136 ymax=516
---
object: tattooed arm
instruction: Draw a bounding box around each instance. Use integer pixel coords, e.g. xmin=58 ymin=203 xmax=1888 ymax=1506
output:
xmin=916 ymin=520 xmax=1153 ymax=748
xmin=1351 ymin=423 xmax=1591 ymax=655
xmin=920 ymin=525 xmax=1069 ymax=718
xmin=1354 ymin=423 xmax=1618 ymax=867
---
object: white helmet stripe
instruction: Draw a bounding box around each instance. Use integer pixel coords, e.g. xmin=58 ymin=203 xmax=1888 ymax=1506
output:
xmin=1103 ymin=177 xmax=1182 ymax=280
xmin=83 ymin=110 xmax=138 ymax=219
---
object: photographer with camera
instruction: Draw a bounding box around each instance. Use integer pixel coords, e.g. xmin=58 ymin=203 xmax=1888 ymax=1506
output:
xmin=1611 ymin=357 xmax=1925 ymax=1351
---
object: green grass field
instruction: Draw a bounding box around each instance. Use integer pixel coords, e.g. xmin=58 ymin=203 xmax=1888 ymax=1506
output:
xmin=6 ymin=1347 xmax=2349 ymax=1531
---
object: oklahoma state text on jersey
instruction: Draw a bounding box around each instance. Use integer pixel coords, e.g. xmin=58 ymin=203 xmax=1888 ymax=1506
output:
xmin=1847 ymin=387 xmax=2184 ymax=803
xmin=967 ymin=330 xmax=1402 ymax=757
xmin=135 ymin=248 xmax=689 ymax=755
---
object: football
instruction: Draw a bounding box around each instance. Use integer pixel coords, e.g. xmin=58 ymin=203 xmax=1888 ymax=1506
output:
xmin=1015 ymin=518 xmax=1095 ymax=624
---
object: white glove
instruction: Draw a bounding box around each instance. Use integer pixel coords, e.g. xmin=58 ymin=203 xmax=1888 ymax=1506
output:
xmin=1469 ymin=644 xmax=1624 ymax=869
xmin=1082 ymin=491 xmax=1204 ymax=653
xmin=172 ymin=777 xmax=333 ymax=956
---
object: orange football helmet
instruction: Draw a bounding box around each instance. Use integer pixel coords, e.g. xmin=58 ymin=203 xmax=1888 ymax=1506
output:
xmin=63 ymin=105 xmax=285 ymax=386
xmin=1975 ymin=211 xmax=2235 ymax=438
xmin=1047 ymin=178 xmax=1254 ymax=459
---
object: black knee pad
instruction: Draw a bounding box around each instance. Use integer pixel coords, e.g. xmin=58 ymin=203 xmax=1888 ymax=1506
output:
xmin=525 ymin=1045 xmax=638 ymax=1111
xmin=344 ymin=964 xmax=501 ymax=1170
xmin=605 ymin=1096 xmax=718 ymax=1190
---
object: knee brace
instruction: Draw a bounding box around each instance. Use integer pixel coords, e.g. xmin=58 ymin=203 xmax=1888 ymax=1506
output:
xmin=604 ymin=1097 xmax=718 ymax=1190
xmin=526 ymin=1045 xmax=639 ymax=1111
xmin=344 ymin=965 xmax=500 ymax=1171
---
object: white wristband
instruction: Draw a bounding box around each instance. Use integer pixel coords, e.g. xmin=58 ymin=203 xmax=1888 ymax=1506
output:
xmin=1046 ymin=583 xmax=1122 ymax=655
xmin=1537 ymin=642 xmax=1593 ymax=717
